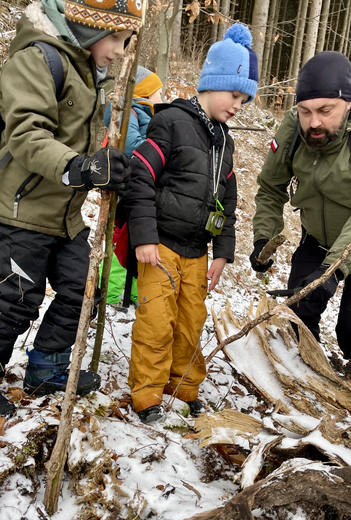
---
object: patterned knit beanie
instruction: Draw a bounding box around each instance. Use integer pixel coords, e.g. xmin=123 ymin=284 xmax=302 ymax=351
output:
xmin=133 ymin=66 xmax=163 ymax=98
xmin=65 ymin=0 xmax=143 ymax=49
xmin=296 ymin=51 xmax=351 ymax=103
xmin=197 ymin=23 xmax=258 ymax=103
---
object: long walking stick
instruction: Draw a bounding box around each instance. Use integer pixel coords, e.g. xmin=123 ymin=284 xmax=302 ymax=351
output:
xmin=91 ymin=22 xmax=145 ymax=372
xmin=43 ymin=35 xmax=141 ymax=515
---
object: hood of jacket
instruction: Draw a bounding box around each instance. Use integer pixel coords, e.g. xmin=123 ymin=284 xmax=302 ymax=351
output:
xmin=10 ymin=2 xmax=91 ymax=66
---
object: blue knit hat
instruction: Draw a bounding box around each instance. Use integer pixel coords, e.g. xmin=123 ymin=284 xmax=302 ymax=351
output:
xmin=197 ymin=24 xmax=258 ymax=103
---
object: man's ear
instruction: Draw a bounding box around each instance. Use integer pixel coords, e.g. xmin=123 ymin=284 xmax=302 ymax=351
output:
xmin=347 ymin=101 xmax=351 ymax=111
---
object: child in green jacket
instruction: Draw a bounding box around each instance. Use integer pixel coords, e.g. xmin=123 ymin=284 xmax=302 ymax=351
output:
xmin=0 ymin=0 xmax=142 ymax=417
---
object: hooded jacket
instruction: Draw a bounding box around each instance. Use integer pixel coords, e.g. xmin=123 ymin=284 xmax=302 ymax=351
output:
xmin=253 ymin=107 xmax=351 ymax=277
xmin=126 ymin=98 xmax=237 ymax=261
xmin=0 ymin=1 xmax=114 ymax=238
xmin=104 ymin=98 xmax=153 ymax=158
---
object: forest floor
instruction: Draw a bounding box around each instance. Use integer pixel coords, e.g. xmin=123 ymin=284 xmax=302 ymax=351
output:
xmin=0 ymin=4 xmax=349 ymax=520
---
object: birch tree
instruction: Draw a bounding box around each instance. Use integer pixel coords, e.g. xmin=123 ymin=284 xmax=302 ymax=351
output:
xmin=338 ymin=1 xmax=351 ymax=53
xmin=251 ymin=0 xmax=271 ymax=79
xmin=286 ymin=0 xmax=309 ymax=109
xmin=302 ymin=0 xmax=323 ymax=65
xmin=217 ymin=0 xmax=231 ymax=41
xmin=157 ymin=0 xmax=182 ymax=91
xmin=316 ymin=0 xmax=332 ymax=52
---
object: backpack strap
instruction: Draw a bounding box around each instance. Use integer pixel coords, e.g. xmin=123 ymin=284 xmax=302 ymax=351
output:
xmin=31 ymin=41 xmax=64 ymax=98
xmin=288 ymin=120 xmax=301 ymax=162
xmin=0 ymin=41 xmax=64 ymax=172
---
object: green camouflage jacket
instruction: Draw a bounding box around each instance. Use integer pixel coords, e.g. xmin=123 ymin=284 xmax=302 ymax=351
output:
xmin=253 ymin=106 xmax=351 ymax=277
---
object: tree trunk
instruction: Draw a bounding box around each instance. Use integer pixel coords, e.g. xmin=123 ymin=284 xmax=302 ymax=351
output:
xmin=251 ymin=0 xmax=271 ymax=80
xmin=157 ymin=0 xmax=182 ymax=93
xmin=218 ymin=0 xmax=231 ymax=41
xmin=326 ymin=0 xmax=336 ymax=49
xmin=316 ymin=0 xmax=332 ymax=52
xmin=210 ymin=0 xmax=221 ymax=44
xmin=302 ymin=0 xmax=323 ymax=65
xmin=186 ymin=16 xmax=195 ymax=56
xmin=274 ymin=0 xmax=286 ymax=79
xmin=171 ymin=0 xmax=183 ymax=58
xmin=338 ymin=1 xmax=351 ymax=53
xmin=285 ymin=0 xmax=309 ymax=110
xmin=260 ymin=0 xmax=278 ymax=84
xmin=331 ymin=0 xmax=342 ymax=50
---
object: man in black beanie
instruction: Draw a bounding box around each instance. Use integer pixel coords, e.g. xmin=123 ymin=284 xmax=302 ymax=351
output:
xmin=250 ymin=51 xmax=351 ymax=359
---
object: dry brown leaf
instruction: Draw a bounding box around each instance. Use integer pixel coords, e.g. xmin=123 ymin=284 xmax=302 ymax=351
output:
xmin=7 ymin=387 xmax=23 ymax=402
xmin=276 ymin=96 xmax=283 ymax=105
xmin=183 ymin=433 xmax=197 ymax=440
xmin=275 ymin=33 xmax=280 ymax=42
xmin=156 ymin=484 xmax=165 ymax=491
xmin=0 ymin=417 xmax=6 ymax=436
xmin=287 ymin=86 xmax=296 ymax=93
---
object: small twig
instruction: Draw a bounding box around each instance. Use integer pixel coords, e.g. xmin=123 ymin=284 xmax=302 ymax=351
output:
xmin=227 ymin=126 xmax=266 ymax=132
xmin=206 ymin=242 xmax=351 ymax=363
xmin=181 ymin=480 xmax=202 ymax=499
xmin=156 ymin=260 xmax=177 ymax=290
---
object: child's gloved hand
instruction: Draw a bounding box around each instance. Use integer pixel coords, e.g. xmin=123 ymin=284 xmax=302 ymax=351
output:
xmin=66 ymin=147 xmax=131 ymax=192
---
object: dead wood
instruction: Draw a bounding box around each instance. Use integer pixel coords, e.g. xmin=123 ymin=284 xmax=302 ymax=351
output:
xmin=43 ymin=38 xmax=139 ymax=516
xmin=91 ymin=32 xmax=141 ymax=372
xmin=206 ymin=242 xmax=351 ymax=363
xmin=256 ymin=233 xmax=286 ymax=280
xmin=184 ymin=463 xmax=351 ymax=520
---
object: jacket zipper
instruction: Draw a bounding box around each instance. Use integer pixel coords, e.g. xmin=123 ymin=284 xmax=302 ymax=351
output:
xmin=13 ymin=174 xmax=43 ymax=219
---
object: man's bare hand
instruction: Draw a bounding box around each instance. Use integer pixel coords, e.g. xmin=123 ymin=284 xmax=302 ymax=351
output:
xmin=206 ymin=257 xmax=227 ymax=291
xmin=135 ymin=244 xmax=161 ymax=267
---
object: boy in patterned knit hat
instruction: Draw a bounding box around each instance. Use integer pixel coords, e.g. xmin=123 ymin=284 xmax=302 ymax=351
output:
xmin=126 ymin=23 xmax=258 ymax=424
xmin=0 ymin=0 xmax=142 ymax=418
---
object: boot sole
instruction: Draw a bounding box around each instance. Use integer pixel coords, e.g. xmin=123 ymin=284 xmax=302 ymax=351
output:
xmin=23 ymin=376 xmax=101 ymax=397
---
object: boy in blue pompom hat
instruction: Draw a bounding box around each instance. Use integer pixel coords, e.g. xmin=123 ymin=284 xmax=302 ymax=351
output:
xmin=125 ymin=24 xmax=258 ymax=424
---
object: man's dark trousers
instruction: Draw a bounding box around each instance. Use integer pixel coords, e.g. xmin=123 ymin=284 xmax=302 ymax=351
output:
xmin=0 ymin=223 xmax=100 ymax=370
xmin=288 ymin=231 xmax=351 ymax=359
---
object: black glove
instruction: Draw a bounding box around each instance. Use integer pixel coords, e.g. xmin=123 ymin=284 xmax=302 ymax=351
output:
xmin=250 ymin=239 xmax=274 ymax=273
xmin=297 ymin=264 xmax=343 ymax=303
xmin=67 ymin=147 xmax=131 ymax=193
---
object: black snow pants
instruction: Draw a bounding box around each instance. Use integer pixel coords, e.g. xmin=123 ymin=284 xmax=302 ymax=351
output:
xmin=0 ymin=223 xmax=100 ymax=370
xmin=288 ymin=230 xmax=351 ymax=359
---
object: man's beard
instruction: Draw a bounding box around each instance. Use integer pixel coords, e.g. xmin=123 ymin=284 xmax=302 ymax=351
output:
xmin=305 ymin=110 xmax=349 ymax=151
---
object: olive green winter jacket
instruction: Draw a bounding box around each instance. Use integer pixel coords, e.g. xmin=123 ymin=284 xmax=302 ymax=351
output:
xmin=253 ymin=107 xmax=351 ymax=278
xmin=0 ymin=3 xmax=114 ymax=238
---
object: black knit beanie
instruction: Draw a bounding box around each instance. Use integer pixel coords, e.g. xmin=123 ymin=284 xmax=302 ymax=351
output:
xmin=296 ymin=51 xmax=351 ymax=103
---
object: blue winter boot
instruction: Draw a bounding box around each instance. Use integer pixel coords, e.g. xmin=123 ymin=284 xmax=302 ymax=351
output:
xmin=23 ymin=348 xmax=101 ymax=396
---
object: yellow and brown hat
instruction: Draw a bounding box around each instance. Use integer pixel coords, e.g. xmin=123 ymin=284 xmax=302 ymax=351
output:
xmin=65 ymin=0 xmax=142 ymax=37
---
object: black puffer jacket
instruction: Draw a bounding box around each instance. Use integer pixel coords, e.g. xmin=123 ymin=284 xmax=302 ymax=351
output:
xmin=126 ymin=98 xmax=237 ymax=261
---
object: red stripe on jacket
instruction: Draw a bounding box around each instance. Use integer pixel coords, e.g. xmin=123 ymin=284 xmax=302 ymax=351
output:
xmin=146 ymin=138 xmax=166 ymax=166
xmin=133 ymin=150 xmax=156 ymax=181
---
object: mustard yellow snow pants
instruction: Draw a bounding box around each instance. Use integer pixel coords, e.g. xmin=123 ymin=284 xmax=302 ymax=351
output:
xmin=128 ymin=244 xmax=208 ymax=412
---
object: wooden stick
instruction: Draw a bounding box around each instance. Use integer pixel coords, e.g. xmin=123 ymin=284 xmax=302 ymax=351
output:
xmin=205 ymin=242 xmax=351 ymax=364
xmin=43 ymin=37 xmax=140 ymax=516
xmin=91 ymin=30 xmax=144 ymax=372
xmin=256 ymin=233 xmax=286 ymax=280
xmin=227 ymin=126 xmax=266 ymax=132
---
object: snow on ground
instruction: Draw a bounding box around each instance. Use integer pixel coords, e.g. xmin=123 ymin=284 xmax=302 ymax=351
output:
xmin=0 ymin=31 xmax=346 ymax=514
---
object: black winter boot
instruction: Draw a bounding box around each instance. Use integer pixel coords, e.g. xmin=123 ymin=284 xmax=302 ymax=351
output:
xmin=0 ymin=391 xmax=16 ymax=418
xmin=137 ymin=405 xmax=163 ymax=424
xmin=187 ymin=400 xmax=205 ymax=417
xmin=23 ymin=348 xmax=101 ymax=396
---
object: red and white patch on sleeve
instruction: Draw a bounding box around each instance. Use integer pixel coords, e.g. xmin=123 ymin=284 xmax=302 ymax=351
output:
xmin=271 ymin=137 xmax=279 ymax=152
